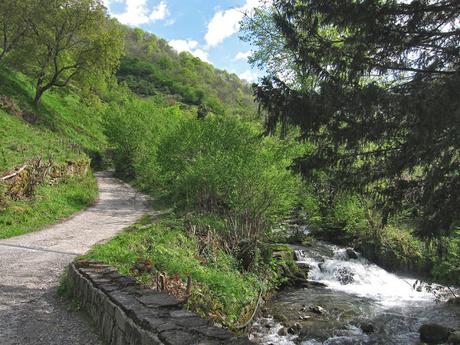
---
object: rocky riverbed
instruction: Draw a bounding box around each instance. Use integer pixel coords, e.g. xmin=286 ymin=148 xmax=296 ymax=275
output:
xmin=249 ymin=240 xmax=460 ymax=345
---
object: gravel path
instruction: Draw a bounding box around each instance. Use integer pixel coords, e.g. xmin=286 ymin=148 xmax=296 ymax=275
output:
xmin=0 ymin=171 xmax=149 ymax=345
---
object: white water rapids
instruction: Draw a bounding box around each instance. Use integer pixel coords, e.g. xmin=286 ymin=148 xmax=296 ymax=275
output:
xmin=249 ymin=240 xmax=459 ymax=345
xmin=295 ymin=246 xmax=435 ymax=306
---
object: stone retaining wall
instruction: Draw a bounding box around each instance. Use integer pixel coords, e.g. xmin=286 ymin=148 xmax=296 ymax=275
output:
xmin=66 ymin=261 xmax=254 ymax=345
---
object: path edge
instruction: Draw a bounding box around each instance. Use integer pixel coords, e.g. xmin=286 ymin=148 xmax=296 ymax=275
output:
xmin=64 ymin=260 xmax=254 ymax=345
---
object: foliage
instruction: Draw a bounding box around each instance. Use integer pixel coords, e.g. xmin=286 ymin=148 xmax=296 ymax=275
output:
xmin=8 ymin=0 xmax=124 ymax=105
xmin=240 ymin=4 xmax=303 ymax=86
xmin=104 ymin=97 xmax=190 ymax=184
xmin=0 ymin=0 xmax=32 ymax=62
xmin=118 ymin=27 xmax=255 ymax=117
xmin=246 ymin=0 xmax=460 ymax=239
xmin=84 ymin=216 xmax=271 ymax=328
xmin=431 ymin=232 xmax=460 ymax=286
xmin=105 ymin=97 xmax=304 ymax=249
xmin=156 ymin=116 xmax=303 ymax=236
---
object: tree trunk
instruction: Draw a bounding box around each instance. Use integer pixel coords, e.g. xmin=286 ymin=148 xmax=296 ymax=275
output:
xmin=33 ymin=87 xmax=44 ymax=107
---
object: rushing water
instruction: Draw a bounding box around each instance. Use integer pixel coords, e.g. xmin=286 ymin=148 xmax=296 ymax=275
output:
xmin=249 ymin=240 xmax=460 ymax=345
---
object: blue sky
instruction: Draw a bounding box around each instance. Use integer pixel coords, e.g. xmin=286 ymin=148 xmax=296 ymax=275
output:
xmin=102 ymin=0 xmax=264 ymax=82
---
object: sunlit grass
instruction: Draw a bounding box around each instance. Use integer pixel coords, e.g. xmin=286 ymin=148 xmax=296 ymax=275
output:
xmin=0 ymin=174 xmax=97 ymax=239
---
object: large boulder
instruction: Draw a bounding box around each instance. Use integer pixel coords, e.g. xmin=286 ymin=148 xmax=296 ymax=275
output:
xmin=419 ymin=324 xmax=454 ymax=344
xmin=360 ymin=322 xmax=375 ymax=334
xmin=345 ymin=248 xmax=359 ymax=259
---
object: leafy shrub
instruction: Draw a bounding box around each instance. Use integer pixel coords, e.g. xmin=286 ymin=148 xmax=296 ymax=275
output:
xmin=155 ymin=115 xmax=303 ymax=244
xmin=431 ymin=232 xmax=460 ymax=286
xmin=105 ymin=100 xmax=304 ymax=259
xmin=104 ymin=98 xmax=188 ymax=187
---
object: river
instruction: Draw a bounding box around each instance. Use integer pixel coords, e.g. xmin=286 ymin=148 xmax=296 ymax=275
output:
xmin=249 ymin=240 xmax=460 ymax=345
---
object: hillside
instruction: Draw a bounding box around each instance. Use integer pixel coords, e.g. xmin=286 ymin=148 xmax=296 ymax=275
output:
xmin=0 ymin=68 xmax=108 ymax=170
xmin=0 ymin=23 xmax=258 ymax=239
xmin=118 ymin=27 xmax=256 ymax=117
xmin=0 ymin=68 xmax=102 ymax=238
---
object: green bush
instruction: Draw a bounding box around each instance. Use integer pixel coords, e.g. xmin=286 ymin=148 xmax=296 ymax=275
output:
xmin=105 ymin=101 xmax=304 ymax=254
xmin=104 ymin=97 xmax=188 ymax=187
xmin=155 ymin=115 xmax=303 ymax=242
xmin=431 ymin=232 xmax=460 ymax=286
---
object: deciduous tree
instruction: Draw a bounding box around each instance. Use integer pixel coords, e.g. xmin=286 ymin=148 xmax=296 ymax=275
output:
xmin=14 ymin=0 xmax=124 ymax=105
xmin=0 ymin=0 xmax=33 ymax=63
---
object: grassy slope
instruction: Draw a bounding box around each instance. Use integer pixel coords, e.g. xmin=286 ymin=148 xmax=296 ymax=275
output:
xmin=0 ymin=68 xmax=104 ymax=238
xmin=0 ymin=68 xmax=106 ymax=172
xmin=0 ymin=175 xmax=97 ymax=239
xmin=84 ymin=216 xmax=264 ymax=329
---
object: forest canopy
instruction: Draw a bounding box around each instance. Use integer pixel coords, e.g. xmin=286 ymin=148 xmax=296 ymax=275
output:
xmin=117 ymin=27 xmax=255 ymax=117
xmin=242 ymin=0 xmax=460 ymax=239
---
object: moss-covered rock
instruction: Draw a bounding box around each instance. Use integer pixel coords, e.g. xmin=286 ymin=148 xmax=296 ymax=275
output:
xmin=419 ymin=323 xmax=454 ymax=344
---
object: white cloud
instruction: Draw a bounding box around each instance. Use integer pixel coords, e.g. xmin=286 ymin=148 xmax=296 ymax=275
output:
xmin=169 ymin=39 xmax=199 ymax=52
xmin=234 ymin=51 xmax=251 ymax=61
xmin=205 ymin=8 xmax=243 ymax=48
xmin=150 ymin=1 xmax=168 ymax=21
xmin=239 ymin=69 xmax=258 ymax=82
xmin=190 ymin=49 xmax=209 ymax=63
xmin=169 ymin=39 xmax=210 ymax=63
xmin=106 ymin=0 xmax=170 ymax=26
xmin=204 ymin=0 xmax=268 ymax=47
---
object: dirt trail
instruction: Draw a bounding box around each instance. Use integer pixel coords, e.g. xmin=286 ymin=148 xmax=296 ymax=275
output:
xmin=0 ymin=171 xmax=149 ymax=345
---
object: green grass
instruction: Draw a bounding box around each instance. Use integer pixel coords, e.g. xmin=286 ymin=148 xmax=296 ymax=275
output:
xmin=0 ymin=174 xmax=97 ymax=239
xmin=0 ymin=67 xmax=105 ymax=238
xmin=0 ymin=67 xmax=107 ymax=166
xmin=0 ymin=108 xmax=85 ymax=173
xmin=83 ymin=216 xmax=266 ymax=328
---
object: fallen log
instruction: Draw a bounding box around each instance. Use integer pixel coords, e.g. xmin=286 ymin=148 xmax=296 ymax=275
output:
xmin=1 ymin=165 xmax=27 ymax=181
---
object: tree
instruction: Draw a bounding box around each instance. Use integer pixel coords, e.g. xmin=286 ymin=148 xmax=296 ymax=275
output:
xmin=246 ymin=0 xmax=460 ymax=238
xmin=240 ymin=6 xmax=301 ymax=86
xmin=0 ymin=0 xmax=33 ymax=63
xmin=13 ymin=0 xmax=124 ymax=105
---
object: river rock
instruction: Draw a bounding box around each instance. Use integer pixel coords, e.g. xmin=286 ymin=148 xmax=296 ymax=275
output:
xmin=286 ymin=322 xmax=301 ymax=335
xmin=297 ymin=262 xmax=311 ymax=271
xmin=277 ymin=327 xmax=288 ymax=336
xmin=262 ymin=319 xmax=275 ymax=329
xmin=419 ymin=323 xmax=454 ymax=344
xmin=272 ymin=312 xmax=288 ymax=323
xmin=307 ymin=281 xmax=327 ymax=288
xmin=318 ymin=262 xmax=324 ymax=272
xmin=345 ymin=248 xmax=359 ymax=259
xmin=300 ymin=280 xmax=327 ymax=289
xmin=447 ymin=297 xmax=460 ymax=306
xmin=360 ymin=322 xmax=374 ymax=334
xmin=335 ymin=266 xmax=354 ymax=285
xmin=309 ymin=305 xmax=326 ymax=315
xmin=448 ymin=331 xmax=460 ymax=345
